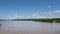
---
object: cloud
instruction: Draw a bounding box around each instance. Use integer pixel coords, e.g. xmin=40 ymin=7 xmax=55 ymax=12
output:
xmin=48 ymin=12 xmax=52 ymax=15
xmin=46 ymin=10 xmax=60 ymax=15
xmin=55 ymin=10 xmax=60 ymax=12
xmin=44 ymin=10 xmax=60 ymax=18
xmin=7 ymin=14 xmax=23 ymax=19
xmin=44 ymin=11 xmax=52 ymax=15
xmin=53 ymin=10 xmax=60 ymax=14
xmin=32 ymin=12 xmax=39 ymax=16
xmin=9 ymin=12 xmax=45 ymax=19
xmin=48 ymin=6 xmax=52 ymax=8
xmin=32 ymin=14 xmax=37 ymax=17
xmin=7 ymin=10 xmax=60 ymax=19
xmin=31 ymin=12 xmax=48 ymax=18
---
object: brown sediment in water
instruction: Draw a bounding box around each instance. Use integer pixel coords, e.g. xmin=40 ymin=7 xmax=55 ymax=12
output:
xmin=0 ymin=28 xmax=60 ymax=34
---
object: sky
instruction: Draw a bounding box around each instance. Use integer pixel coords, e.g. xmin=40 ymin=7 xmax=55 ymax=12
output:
xmin=0 ymin=0 xmax=60 ymax=19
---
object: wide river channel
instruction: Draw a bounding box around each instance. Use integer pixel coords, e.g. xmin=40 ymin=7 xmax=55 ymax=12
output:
xmin=0 ymin=21 xmax=60 ymax=34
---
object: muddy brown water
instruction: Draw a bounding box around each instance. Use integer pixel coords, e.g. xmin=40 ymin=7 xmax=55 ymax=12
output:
xmin=0 ymin=21 xmax=60 ymax=34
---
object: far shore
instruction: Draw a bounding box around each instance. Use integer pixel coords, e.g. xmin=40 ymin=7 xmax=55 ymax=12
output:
xmin=0 ymin=18 xmax=60 ymax=23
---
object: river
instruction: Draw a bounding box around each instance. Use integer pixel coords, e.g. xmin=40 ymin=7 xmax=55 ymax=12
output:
xmin=0 ymin=21 xmax=60 ymax=34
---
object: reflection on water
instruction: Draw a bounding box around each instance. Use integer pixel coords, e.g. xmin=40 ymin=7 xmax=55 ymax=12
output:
xmin=0 ymin=21 xmax=60 ymax=34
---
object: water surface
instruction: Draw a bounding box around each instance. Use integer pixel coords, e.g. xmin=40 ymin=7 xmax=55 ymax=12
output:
xmin=0 ymin=21 xmax=60 ymax=34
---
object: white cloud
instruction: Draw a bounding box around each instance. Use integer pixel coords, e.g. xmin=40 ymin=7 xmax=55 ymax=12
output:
xmin=46 ymin=10 xmax=60 ymax=15
xmin=7 ymin=14 xmax=23 ymax=19
xmin=7 ymin=10 xmax=60 ymax=19
xmin=44 ymin=10 xmax=60 ymax=18
xmin=32 ymin=13 xmax=37 ymax=17
xmin=31 ymin=12 xmax=47 ymax=18
xmin=7 ymin=13 xmax=52 ymax=19
xmin=44 ymin=11 xmax=52 ymax=15
xmin=53 ymin=10 xmax=60 ymax=14
xmin=48 ymin=6 xmax=52 ymax=8
xmin=56 ymin=10 xmax=60 ymax=12
xmin=32 ymin=12 xmax=39 ymax=16
xmin=48 ymin=12 xmax=52 ymax=15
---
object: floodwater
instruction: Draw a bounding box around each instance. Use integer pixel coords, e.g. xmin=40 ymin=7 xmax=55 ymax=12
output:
xmin=0 ymin=21 xmax=60 ymax=34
